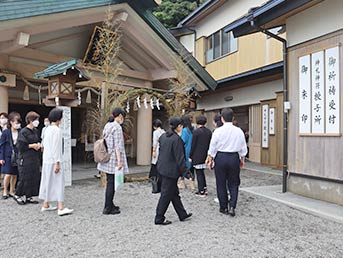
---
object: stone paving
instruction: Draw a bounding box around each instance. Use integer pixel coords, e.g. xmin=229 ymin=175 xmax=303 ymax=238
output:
xmin=0 ymin=167 xmax=342 ymax=258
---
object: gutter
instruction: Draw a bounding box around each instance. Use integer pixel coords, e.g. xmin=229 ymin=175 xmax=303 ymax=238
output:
xmin=249 ymin=18 xmax=288 ymax=193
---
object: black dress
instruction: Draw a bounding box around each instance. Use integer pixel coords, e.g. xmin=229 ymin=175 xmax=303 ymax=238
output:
xmin=16 ymin=127 xmax=41 ymax=198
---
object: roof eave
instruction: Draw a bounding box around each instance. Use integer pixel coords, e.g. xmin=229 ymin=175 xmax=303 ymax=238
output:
xmin=224 ymin=0 xmax=318 ymax=37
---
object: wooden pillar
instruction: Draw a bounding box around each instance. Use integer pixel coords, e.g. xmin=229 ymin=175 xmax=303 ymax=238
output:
xmin=0 ymin=85 xmax=8 ymax=113
xmin=136 ymin=82 xmax=152 ymax=165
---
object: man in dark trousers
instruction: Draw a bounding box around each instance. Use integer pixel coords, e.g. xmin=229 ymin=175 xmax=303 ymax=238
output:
xmin=189 ymin=115 xmax=212 ymax=197
xmin=155 ymin=117 xmax=192 ymax=225
xmin=206 ymin=108 xmax=247 ymax=216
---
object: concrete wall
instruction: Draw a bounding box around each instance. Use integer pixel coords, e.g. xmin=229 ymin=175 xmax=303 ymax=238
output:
xmin=195 ymin=0 xmax=267 ymax=38
xmin=288 ymin=176 xmax=343 ymax=206
xmin=197 ymin=79 xmax=282 ymax=111
xmin=286 ymin=0 xmax=343 ymax=47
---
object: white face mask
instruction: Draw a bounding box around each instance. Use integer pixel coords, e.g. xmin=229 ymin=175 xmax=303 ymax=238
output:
xmin=0 ymin=118 xmax=8 ymax=125
xmin=119 ymin=118 xmax=124 ymax=125
xmin=32 ymin=120 xmax=40 ymax=128
xmin=13 ymin=124 xmax=21 ymax=130
xmin=44 ymin=122 xmax=50 ymax=127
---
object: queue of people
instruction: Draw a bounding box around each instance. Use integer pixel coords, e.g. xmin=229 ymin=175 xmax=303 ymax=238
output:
xmin=0 ymin=108 xmax=72 ymax=216
xmin=1 ymin=105 xmax=247 ymax=223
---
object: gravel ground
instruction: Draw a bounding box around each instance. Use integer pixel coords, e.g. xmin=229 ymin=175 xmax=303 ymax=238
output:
xmin=0 ymin=169 xmax=342 ymax=258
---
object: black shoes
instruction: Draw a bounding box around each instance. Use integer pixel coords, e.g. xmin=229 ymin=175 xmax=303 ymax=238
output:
xmin=155 ymin=220 xmax=172 ymax=225
xmin=180 ymin=213 xmax=192 ymax=222
xmin=103 ymin=206 xmax=120 ymax=215
xmin=219 ymin=208 xmax=229 ymax=215
xmin=219 ymin=207 xmax=236 ymax=216
xmin=228 ymin=207 xmax=235 ymax=217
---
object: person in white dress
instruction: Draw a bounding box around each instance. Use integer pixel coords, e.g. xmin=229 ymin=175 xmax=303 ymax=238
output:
xmin=39 ymin=108 xmax=73 ymax=216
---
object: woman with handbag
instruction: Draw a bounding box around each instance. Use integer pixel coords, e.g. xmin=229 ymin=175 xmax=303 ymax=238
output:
xmin=15 ymin=111 xmax=41 ymax=205
xmin=149 ymin=119 xmax=165 ymax=193
xmin=0 ymin=112 xmax=21 ymax=199
xmin=154 ymin=117 xmax=192 ymax=225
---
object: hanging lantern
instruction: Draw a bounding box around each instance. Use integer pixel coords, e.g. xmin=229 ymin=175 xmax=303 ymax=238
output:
xmin=156 ymin=99 xmax=160 ymax=110
xmin=86 ymin=90 xmax=92 ymax=104
xmin=126 ymin=101 xmax=130 ymax=113
xmin=23 ymin=85 xmax=30 ymax=100
xmin=34 ymin=59 xmax=89 ymax=107
xmin=55 ymin=96 xmax=60 ymax=106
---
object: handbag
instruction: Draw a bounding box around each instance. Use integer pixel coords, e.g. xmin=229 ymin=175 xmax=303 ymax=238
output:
xmin=9 ymin=136 xmax=18 ymax=167
xmin=151 ymin=176 xmax=161 ymax=194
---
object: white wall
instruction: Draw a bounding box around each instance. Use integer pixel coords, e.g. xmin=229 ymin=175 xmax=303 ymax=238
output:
xmin=286 ymin=0 xmax=343 ymax=47
xmin=179 ymin=33 xmax=195 ymax=54
xmin=198 ymin=79 xmax=282 ymax=111
xmin=195 ymin=0 xmax=266 ymax=38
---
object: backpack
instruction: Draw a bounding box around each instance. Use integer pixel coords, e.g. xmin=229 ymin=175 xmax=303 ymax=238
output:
xmin=94 ymin=126 xmax=115 ymax=163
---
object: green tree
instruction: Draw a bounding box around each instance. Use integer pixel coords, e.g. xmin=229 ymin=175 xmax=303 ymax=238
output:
xmin=153 ymin=0 xmax=205 ymax=28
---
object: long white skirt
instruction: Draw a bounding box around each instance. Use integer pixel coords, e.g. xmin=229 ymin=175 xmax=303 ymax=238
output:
xmin=39 ymin=163 xmax=65 ymax=202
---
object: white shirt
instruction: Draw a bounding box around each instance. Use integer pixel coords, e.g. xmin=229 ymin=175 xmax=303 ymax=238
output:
xmin=208 ymin=122 xmax=247 ymax=158
xmin=42 ymin=125 xmax=62 ymax=164
xmin=151 ymin=128 xmax=165 ymax=165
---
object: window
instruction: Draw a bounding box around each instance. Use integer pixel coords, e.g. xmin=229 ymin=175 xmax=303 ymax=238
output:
xmin=206 ymin=29 xmax=238 ymax=63
xmin=213 ymin=31 xmax=221 ymax=59
xmin=206 ymin=35 xmax=214 ymax=62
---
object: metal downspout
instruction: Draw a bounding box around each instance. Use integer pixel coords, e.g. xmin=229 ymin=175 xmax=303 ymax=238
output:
xmin=250 ymin=21 xmax=288 ymax=193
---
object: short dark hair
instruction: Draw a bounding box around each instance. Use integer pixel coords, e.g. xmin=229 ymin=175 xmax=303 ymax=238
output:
xmin=48 ymin=108 xmax=63 ymax=122
xmin=221 ymin=108 xmax=234 ymax=122
xmin=196 ymin=115 xmax=207 ymax=125
xmin=214 ymin=114 xmax=223 ymax=127
xmin=153 ymin=119 xmax=162 ymax=128
xmin=8 ymin=112 xmax=21 ymax=128
xmin=0 ymin=112 xmax=8 ymax=118
xmin=169 ymin=117 xmax=183 ymax=130
xmin=112 ymin=107 xmax=126 ymax=118
xmin=25 ymin=111 xmax=40 ymax=124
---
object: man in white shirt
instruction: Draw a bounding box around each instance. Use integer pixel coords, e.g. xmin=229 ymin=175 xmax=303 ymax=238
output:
xmin=206 ymin=108 xmax=247 ymax=216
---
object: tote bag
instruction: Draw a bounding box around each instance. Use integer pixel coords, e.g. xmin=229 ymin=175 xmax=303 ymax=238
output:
xmin=115 ymin=167 xmax=124 ymax=190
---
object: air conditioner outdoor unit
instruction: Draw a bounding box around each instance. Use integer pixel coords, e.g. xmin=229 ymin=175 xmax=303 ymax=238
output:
xmin=0 ymin=73 xmax=16 ymax=87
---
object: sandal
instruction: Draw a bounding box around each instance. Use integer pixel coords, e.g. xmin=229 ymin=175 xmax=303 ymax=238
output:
xmin=14 ymin=195 xmax=25 ymax=205
xmin=2 ymin=194 xmax=8 ymax=200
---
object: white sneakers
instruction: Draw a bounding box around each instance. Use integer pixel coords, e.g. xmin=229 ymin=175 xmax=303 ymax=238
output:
xmin=41 ymin=206 xmax=57 ymax=212
xmin=57 ymin=208 xmax=74 ymax=216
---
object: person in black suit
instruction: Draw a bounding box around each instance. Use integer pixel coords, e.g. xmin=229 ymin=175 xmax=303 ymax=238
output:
xmin=189 ymin=115 xmax=212 ymax=197
xmin=155 ymin=117 xmax=192 ymax=225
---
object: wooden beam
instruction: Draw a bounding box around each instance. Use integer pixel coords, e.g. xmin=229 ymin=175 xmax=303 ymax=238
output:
xmin=119 ymin=49 xmax=147 ymax=71
xmin=150 ymin=68 xmax=177 ymax=81
xmin=0 ymin=32 xmax=30 ymax=54
xmin=11 ymin=47 xmax=73 ymax=64
xmin=122 ymin=22 xmax=172 ymax=69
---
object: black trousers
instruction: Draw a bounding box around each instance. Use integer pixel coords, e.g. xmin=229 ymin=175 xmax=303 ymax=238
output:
xmin=104 ymin=173 xmax=115 ymax=209
xmin=214 ymin=152 xmax=240 ymax=210
xmin=155 ymin=175 xmax=188 ymax=223
xmin=195 ymin=168 xmax=207 ymax=192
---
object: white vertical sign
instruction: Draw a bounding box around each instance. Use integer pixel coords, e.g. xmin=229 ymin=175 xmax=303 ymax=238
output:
xmin=325 ymin=46 xmax=340 ymax=134
xmin=299 ymin=55 xmax=311 ymax=133
xmin=269 ymin=108 xmax=275 ymax=135
xmin=311 ymin=51 xmax=325 ymax=133
xmin=59 ymin=106 xmax=72 ymax=186
xmin=262 ymin=104 xmax=269 ymax=148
